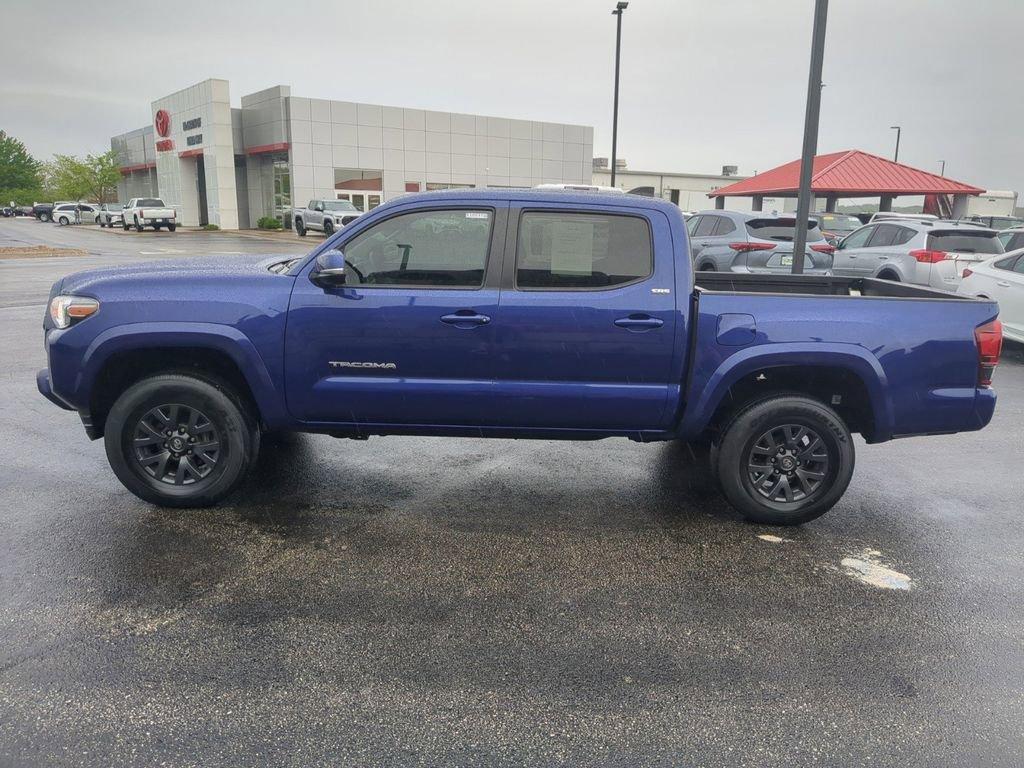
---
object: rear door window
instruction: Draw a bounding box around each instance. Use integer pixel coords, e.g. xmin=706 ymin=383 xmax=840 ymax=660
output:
xmin=686 ymin=216 xmax=701 ymax=235
xmin=1006 ymin=233 xmax=1024 ymax=251
xmin=866 ymin=224 xmax=900 ymax=247
xmin=694 ymin=216 xmax=717 ymax=237
xmin=926 ymin=231 xmax=1003 ymax=254
xmin=713 ymin=217 xmax=736 ymax=236
xmin=516 ymin=211 xmax=652 ymax=290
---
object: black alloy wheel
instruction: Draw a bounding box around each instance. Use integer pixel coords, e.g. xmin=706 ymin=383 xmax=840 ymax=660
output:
xmin=323 ymin=219 xmax=334 ymax=236
xmin=711 ymin=394 xmax=855 ymax=526
xmin=744 ymin=423 xmax=829 ymax=505
xmin=104 ymin=373 xmax=259 ymax=507
xmin=132 ymin=404 xmax=221 ymax=487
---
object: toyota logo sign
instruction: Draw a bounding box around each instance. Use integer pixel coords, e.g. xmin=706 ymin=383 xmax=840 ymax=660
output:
xmin=154 ymin=109 xmax=171 ymax=138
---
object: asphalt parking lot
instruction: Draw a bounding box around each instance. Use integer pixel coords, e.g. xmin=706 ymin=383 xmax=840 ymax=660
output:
xmin=2 ymin=217 xmax=1023 ymax=766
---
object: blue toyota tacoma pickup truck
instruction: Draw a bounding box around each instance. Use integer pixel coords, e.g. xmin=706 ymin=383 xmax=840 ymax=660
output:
xmin=37 ymin=189 xmax=1003 ymax=525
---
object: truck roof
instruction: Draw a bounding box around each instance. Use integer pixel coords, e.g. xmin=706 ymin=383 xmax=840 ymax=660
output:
xmin=393 ymin=187 xmax=683 ymax=214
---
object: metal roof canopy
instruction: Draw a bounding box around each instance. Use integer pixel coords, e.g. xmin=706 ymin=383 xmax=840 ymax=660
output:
xmin=708 ymin=150 xmax=984 ymax=199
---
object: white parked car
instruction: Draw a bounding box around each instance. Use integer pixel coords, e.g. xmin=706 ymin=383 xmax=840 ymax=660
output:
xmin=52 ymin=203 xmax=99 ymax=225
xmin=97 ymin=202 xmax=125 ymax=228
xmin=958 ymin=249 xmax=1024 ymax=344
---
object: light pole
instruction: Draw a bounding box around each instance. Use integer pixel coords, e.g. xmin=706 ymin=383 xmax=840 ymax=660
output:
xmin=939 ymin=160 xmax=946 ymax=176
xmin=791 ymin=0 xmax=829 ymax=275
xmin=610 ymin=1 xmax=627 ymax=188
xmin=890 ymin=125 xmax=901 ymax=162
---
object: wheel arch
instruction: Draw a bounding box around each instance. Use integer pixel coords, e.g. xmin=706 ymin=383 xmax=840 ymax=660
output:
xmin=677 ymin=343 xmax=893 ymax=443
xmin=78 ymin=324 xmax=289 ymax=439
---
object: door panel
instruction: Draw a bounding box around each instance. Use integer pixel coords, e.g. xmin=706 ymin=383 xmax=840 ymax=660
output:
xmin=832 ymin=225 xmax=875 ymax=276
xmin=491 ymin=204 xmax=677 ymax=430
xmin=285 ymin=204 xmax=507 ymax=427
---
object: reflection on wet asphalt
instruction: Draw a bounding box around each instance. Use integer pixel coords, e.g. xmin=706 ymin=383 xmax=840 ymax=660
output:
xmin=2 ymin=238 xmax=1023 ymax=766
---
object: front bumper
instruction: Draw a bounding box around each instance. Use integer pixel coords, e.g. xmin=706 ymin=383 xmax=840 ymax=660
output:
xmin=36 ymin=368 xmax=74 ymax=410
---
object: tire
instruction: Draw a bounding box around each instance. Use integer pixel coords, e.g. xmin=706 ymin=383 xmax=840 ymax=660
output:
xmin=103 ymin=374 xmax=260 ymax=508
xmin=41 ymin=212 xmax=51 ymax=222
xmin=58 ymin=216 xmax=69 ymax=225
xmin=698 ymin=263 xmax=715 ymax=271
xmin=878 ymin=271 xmax=899 ymax=282
xmin=168 ymin=223 xmax=176 ymax=232
xmin=323 ymin=219 xmax=334 ymax=236
xmin=711 ymin=394 xmax=855 ymax=526
xmin=99 ymin=220 xmax=106 ymax=228
xmin=295 ymin=218 xmax=306 ymax=237
xmin=135 ymin=217 xmax=144 ymax=232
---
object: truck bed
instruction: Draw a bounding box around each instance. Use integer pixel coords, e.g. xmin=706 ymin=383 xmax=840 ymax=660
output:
xmin=694 ymin=272 xmax=976 ymax=300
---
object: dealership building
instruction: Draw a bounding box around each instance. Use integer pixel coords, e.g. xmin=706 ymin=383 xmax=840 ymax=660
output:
xmin=111 ymin=78 xmax=595 ymax=230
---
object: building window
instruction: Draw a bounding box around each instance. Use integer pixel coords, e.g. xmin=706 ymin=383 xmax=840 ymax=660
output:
xmin=272 ymin=159 xmax=291 ymax=227
xmin=425 ymin=183 xmax=474 ymax=191
xmin=335 ymin=168 xmax=383 ymax=212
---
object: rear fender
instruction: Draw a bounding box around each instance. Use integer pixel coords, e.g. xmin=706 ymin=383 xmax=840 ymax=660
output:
xmin=677 ymin=342 xmax=893 ymax=441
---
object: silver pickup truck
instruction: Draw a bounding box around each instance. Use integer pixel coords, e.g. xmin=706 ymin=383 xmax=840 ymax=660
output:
xmin=293 ymin=199 xmax=362 ymax=237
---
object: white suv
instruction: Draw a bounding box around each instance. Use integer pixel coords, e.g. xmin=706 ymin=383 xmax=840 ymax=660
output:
xmin=833 ymin=220 xmax=1003 ymax=291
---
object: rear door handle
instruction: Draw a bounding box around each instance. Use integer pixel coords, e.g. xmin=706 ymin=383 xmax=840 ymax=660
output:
xmin=997 ymin=281 xmax=1011 ymax=287
xmin=440 ymin=311 xmax=490 ymax=328
xmin=614 ymin=315 xmax=664 ymax=332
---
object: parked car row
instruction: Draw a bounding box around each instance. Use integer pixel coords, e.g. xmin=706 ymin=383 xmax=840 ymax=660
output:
xmin=23 ymin=198 xmax=177 ymax=232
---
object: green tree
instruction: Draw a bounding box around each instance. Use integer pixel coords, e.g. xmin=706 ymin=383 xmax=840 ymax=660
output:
xmin=0 ymin=130 xmax=43 ymax=204
xmin=46 ymin=151 xmax=121 ymax=203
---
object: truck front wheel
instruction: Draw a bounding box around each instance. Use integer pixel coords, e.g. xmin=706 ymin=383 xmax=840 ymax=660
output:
xmin=323 ymin=219 xmax=334 ymax=236
xmin=712 ymin=395 xmax=854 ymax=526
xmin=295 ymin=218 xmax=306 ymax=236
xmin=103 ymin=374 xmax=259 ymax=508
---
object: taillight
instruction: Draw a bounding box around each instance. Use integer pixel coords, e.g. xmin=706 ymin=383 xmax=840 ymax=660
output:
xmin=975 ymin=319 xmax=1003 ymax=387
xmin=910 ymin=249 xmax=948 ymax=264
xmin=728 ymin=242 xmax=775 ymax=252
xmin=962 ymin=267 xmax=973 ymax=279
xmin=810 ymin=244 xmax=836 ymax=254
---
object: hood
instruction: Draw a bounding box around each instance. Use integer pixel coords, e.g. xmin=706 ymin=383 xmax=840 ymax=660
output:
xmin=60 ymin=253 xmax=300 ymax=295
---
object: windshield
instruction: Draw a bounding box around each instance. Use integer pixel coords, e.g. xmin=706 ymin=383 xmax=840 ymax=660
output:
xmin=324 ymin=200 xmax=358 ymax=212
xmin=927 ymin=230 xmax=1003 ymax=254
xmin=137 ymin=198 xmax=163 ymax=207
xmin=819 ymin=214 xmax=861 ymax=233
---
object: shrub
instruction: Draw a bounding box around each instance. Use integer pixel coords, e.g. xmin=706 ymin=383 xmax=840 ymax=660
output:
xmin=201 ymin=223 xmax=220 ymax=231
xmin=257 ymin=216 xmax=283 ymax=230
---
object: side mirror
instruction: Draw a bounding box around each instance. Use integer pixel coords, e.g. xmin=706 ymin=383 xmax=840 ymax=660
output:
xmin=311 ymin=249 xmax=346 ymax=287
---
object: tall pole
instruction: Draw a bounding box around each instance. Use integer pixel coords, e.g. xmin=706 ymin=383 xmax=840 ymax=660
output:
xmin=939 ymin=159 xmax=946 ymax=176
xmin=890 ymin=125 xmax=901 ymax=162
xmin=610 ymin=2 xmax=627 ymax=187
xmin=791 ymin=0 xmax=829 ymax=275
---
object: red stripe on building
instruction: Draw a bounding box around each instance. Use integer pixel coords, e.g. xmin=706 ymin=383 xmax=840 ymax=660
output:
xmin=245 ymin=142 xmax=290 ymax=156
xmin=119 ymin=162 xmax=156 ymax=175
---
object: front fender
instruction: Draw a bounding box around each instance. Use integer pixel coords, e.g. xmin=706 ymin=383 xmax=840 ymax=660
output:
xmin=676 ymin=342 xmax=893 ymax=442
xmin=72 ymin=322 xmax=289 ymax=427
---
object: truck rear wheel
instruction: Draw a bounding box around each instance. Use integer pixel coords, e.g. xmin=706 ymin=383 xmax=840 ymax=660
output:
xmin=168 ymin=223 xmax=176 ymax=232
xmin=103 ymin=374 xmax=259 ymax=508
xmin=712 ymin=395 xmax=854 ymax=526
xmin=135 ymin=217 xmax=144 ymax=232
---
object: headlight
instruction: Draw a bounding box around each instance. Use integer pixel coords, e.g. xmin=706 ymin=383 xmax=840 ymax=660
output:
xmin=49 ymin=295 xmax=99 ymax=329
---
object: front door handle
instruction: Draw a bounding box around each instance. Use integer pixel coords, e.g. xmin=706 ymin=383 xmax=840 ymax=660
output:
xmin=997 ymin=281 xmax=1011 ymax=287
xmin=614 ymin=315 xmax=664 ymax=332
xmin=440 ymin=310 xmax=490 ymax=329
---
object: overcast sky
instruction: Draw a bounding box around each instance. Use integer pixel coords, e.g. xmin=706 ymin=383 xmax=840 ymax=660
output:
xmin=3 ymin=0 xmax=1021 ymax=194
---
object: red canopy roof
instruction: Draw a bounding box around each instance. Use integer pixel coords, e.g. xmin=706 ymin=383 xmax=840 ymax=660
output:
xmin=709 ymin=150 xmax=984 ymax=198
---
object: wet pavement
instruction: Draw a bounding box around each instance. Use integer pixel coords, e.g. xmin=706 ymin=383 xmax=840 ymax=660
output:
xmin=1 ymin=223 xmax=1023 ymax=766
